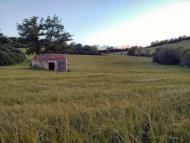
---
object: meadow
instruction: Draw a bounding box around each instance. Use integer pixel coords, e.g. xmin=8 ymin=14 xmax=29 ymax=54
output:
xmin=0 ymin=55 xmax=190 ymax=143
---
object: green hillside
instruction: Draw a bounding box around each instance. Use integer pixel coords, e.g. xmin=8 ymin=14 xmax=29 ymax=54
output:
xmin=142 ymin=39 xmax=190 ymax=55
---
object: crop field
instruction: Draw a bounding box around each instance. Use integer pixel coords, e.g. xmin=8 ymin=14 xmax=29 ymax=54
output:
xmin=0 ymin=55 xmax=190 ymax=143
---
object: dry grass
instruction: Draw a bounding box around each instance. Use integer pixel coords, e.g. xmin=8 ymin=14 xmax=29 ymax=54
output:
xmin=0 ymin=55 xmax=190 ymax=143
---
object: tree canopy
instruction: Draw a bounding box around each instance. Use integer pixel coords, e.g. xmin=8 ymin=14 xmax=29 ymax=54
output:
xmin=17 ymin=15 xmax=72 ymax=55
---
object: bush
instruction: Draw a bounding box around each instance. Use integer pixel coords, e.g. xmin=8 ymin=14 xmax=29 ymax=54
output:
xmin=0 ymin=45 xmax=25 ymax=66
xmin=127 ymin=46 xmax=138 ymax=56
xmin=153 ymin=47 xmax=180 ymax=65
xmin=0 ymin=50 xmax=12 ymax=65
xmin=181 ymin=49 xmax=190 ymax=67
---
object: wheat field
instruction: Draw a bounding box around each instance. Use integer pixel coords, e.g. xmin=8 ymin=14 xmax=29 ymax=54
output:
xmin=0 ymin=55 xmax=190 ymax=143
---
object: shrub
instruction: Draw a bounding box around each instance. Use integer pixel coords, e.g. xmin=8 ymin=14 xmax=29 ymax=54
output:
xmin=0 ymin=50 xmax=12 ymax=65
xmin=181 ymin=49 xmax=190 ymax=67
xmin=143 ymin=49 xmax=152 ymax=57
xmin=138 ymin=49 xmax=153 ymax=57
xmin=0 ymin=45 xmax=25 ymax=66
xmin=127 ymin=46 xmax=138 ymax=56
xmin=153 ymin=47 xmax=180 ymax=65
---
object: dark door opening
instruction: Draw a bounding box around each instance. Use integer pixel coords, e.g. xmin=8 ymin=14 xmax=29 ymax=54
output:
xmin=49 ymin=62 xmax=55 ymax=70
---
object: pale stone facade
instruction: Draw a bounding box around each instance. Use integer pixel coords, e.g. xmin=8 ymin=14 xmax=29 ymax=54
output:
xmin=32 ymin=54 xmax=67 ymax=72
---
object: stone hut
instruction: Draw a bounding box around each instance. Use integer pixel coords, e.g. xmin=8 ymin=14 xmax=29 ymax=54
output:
xmin=32 ymin=54 xmax=67 ymax=72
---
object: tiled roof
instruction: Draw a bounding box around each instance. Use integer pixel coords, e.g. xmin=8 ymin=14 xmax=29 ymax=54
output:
xmin=32 ymin=54 xmax=66 ymax=62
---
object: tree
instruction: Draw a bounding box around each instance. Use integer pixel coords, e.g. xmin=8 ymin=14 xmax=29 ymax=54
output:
xmin=127 ymin=46 xmax=138 ymax=56
xmin=17 ymin=15 xmax=72 ymax=55
xmin=153 ymin=47 xmax=180 ymax=65
xmin=17 ymin=16 xmax=43 ymax=55
xmin=68 ymin=43 xmax=100 ymax=55
xmin=7 ymin=37 xmax=18 ymax=44
xmin=106 ymin=46 xmax=114 ymax=51
xmin=0 ymin=32 xmax=8 ymax=44
xmin=43 ymin=15 xmax=72 ymax=53
xmin=73 ymin=43 xmax=83 ymax=54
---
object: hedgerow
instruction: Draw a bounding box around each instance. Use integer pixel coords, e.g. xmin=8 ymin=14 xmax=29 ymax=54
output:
xmin=0 ymin=45 xmax=25 ymax=66
xmin=153 ymin=47 xmax=190 ymax=68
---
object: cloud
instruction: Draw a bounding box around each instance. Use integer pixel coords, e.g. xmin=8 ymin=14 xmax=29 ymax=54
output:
xmin=85 ymin=1 xmax=190 ymax=46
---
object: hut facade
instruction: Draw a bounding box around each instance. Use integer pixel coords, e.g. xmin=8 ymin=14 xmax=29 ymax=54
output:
xmin=32 ymin=54 xmax=67 ymax=72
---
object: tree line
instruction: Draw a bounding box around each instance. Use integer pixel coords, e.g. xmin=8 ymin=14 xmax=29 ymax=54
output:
xmin=1 ymin=16 xmax=101 ymax=55
xmin=127 ymin=46 xmax=152 ymax=57
xmin=1 ymin=15 xmax=127 ymax=56
xmin=0 ymin=32 xmax=24 ymax=48
xmin=145 ymin=35 xmax=190 ymax=48
xmin=0 ymin=31 xmax=102 ymax=55
xmin=1 ymin=15 xmax=124 ymax=56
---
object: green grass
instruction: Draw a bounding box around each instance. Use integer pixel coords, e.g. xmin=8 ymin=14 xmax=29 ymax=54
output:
xmin=0 ymin=55 xmax=190 ymax=143
xmin=142 ymin=40 xmax=190 ymax=55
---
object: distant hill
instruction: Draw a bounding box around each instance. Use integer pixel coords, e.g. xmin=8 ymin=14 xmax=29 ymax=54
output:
xmin=141 ymin=39 xmax=190 ymax=56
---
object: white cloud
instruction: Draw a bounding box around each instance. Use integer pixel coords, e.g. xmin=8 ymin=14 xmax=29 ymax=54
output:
xmin=85 ymin=1 xmax=190 ymax=46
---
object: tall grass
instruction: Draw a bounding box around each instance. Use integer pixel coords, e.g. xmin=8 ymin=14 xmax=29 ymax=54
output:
xmin=0 ymin=55 xmax=190 ymax=143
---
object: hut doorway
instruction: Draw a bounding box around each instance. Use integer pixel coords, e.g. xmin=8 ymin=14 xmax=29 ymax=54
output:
xmin=49 ymin=62 xmax=55 ymax=70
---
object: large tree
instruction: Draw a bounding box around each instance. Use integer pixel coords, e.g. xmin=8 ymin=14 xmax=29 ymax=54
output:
xmin=17 ymin=15 xmax=72 ymax=55
xmin=43 ymin=15 xmax=72 ymax=53
xmin=17 ymin=16 xmax=43 ymax=54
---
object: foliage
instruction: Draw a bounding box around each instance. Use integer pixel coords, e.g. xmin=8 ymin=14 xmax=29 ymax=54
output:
xmin=180 ymin=48 xmax=190 ymax=67
xmin=0 ymin=33 xmax=25 ymax=48
xmin=105 ymin=47 xmax=128 ymax=54
xmin=17 ymin=16 xmax=43 ymax=54
xmin=127 ymin=46 xmax=139 ymax=56
xmin=153 ymin=46 xmax=190 ymax=67
xmin=153 ymin=47 xmax=180 ymax=65
xmin=0 ymin=46 xmax=26 ymax=66
xmin=69 ymin=43 xmax=100 ymax=55
xmin=146 ymin=35 xmax=190 ymax=48
xmin=0 ymin=32 xmax=8 ymax=44
xmin=0 ymin=55 xmax=190 ymax=142
xmin=126 ymin=47 xmax=153 ymax=57
xmin=43 ymin=16 xmax=72 ymax=53
xmin=17 ymin=15 xmax=72 ymax=55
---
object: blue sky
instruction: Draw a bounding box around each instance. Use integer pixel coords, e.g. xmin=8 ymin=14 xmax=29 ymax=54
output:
xmin=0 ymin=0 xmax=190 ymax=46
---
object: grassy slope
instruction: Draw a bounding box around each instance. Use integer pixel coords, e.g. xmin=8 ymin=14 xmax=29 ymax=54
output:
xmin=0 ymin=55 xmax=190 ymax=142
xmin=143 ymin=40 xmax=190 ymax=55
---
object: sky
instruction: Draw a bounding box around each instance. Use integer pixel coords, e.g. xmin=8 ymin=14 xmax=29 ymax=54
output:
xmin=0 ymin=0 xmax=190 ymax=47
